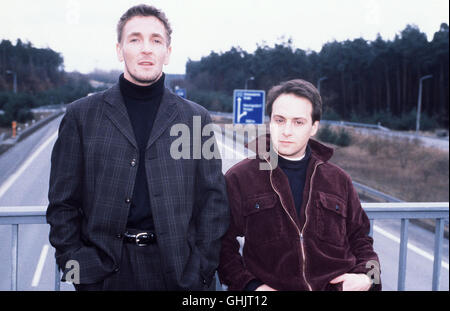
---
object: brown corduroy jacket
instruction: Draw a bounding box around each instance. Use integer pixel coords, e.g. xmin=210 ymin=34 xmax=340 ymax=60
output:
xmin=218 ymin=136 xmax=381 ymax=291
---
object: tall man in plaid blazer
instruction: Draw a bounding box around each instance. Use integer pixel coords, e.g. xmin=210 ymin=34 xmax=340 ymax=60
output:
xmin=46 ymin=4 xmax=229 ymax=291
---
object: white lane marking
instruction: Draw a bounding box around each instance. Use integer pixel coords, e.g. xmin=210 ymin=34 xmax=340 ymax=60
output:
xmin=216 ymin=134 xmax=247 ymax=160
xmin=215 ymin=131 xmax=257 ymax=161
xmin=373 ymin=225 xmax=449 ymax=270
xmin=215 ymin=135 xmax=248 ymax=160
xmin=31 ymin=244 xmax=50 ymax=287
xmin=0 ymin=131 xmax=58 ymax=198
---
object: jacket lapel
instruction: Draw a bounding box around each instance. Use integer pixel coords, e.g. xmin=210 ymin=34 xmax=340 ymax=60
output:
xmin=103 ymin=83 xmax=138 ymax=149
xmin=146 ymin=88 xmax=178 ymax=150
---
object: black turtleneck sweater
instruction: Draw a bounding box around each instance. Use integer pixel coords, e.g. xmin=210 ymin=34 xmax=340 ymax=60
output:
xmin=119 ymin=73 xmax=165 ymax=230
xmin=277 ymin=145 xmax=311 ymax=219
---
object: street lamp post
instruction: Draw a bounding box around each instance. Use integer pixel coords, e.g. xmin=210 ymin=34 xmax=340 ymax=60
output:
xmin=416 ymin=74 xmax=433 ymax=133
xmin=5 ymin=70 xmax=17 ymax=94
xmin=245 ymin=76 xmax=254 ymax=90
xmin=317 ymin=76 xmax=328 ymax=94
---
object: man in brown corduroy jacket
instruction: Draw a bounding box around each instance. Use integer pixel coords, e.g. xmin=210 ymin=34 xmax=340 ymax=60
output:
xmin=218 ymin=79 xmax=381 ymax=291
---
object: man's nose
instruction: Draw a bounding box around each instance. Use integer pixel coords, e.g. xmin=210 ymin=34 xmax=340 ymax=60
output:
xmin=141 ymin=40 xmax=153 ymax=53
xmin=282 ymin=121 xmax=293 ymax=136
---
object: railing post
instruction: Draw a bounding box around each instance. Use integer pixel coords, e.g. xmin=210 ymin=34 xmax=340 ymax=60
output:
xmin=432 ymin=218 xmax=444 ymax=291
xmin=55 ymin=260 xmax=61 ymax=291
xmin=397 ymin=218 xmax=409 ymax=291
xmin=11 ymin=224 xmax=18 ymax=291
xmin=369 ymin=219 xmax=374 ymax=238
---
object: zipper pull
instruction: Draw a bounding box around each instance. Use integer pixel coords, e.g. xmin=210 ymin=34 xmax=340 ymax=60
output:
xmin=300 ymin=233 xmax=303 ymax=241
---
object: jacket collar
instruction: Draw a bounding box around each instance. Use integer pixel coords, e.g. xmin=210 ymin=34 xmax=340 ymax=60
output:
xmin=253 ymin=134 xmax=333 ymax=228
xmin=308 ymin=137 xmax=334 ymax=163
xmin=103 ymin=82 xmax=178 ymax=150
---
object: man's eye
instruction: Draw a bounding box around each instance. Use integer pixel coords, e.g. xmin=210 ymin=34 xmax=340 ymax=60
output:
xmin=130 ymin=39 xmax=138 ymax=42
xmin=275 ymin=119 xmax=284 ymax=123
xmin=296 ymin=121 xmax=304 ymax=125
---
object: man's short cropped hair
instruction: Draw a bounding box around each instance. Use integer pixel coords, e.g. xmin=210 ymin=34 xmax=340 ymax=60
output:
xmin=117 ymin=4 xmax=172 ymax=45
xmin=266 ymin=79 xmax=322 ymax=123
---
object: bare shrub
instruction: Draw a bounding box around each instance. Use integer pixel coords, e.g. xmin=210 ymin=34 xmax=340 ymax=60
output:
xmin=362 ymin=136 xmax=383 ymax=156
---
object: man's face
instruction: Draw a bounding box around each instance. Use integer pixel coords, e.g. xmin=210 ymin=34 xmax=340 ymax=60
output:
xmin=270 ymin=93 xmax=319 ymax=160
xmin=116 ymin=16 xmax=171 ymax=86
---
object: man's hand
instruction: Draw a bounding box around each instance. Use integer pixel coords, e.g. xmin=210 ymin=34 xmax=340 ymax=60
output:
xmin=255 ymin=284 xmax=277 ymax=291
xmin=329 ymin=273 xmax=372 ymax=291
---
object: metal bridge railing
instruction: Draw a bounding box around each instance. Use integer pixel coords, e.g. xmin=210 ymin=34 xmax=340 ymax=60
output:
xmin=364 ymin=202 xmax=448 ymax=291
xmin=0 ymin=203 xmax=448 ymax=291
xmin=0 ymin=206 xmax=60 ymax=291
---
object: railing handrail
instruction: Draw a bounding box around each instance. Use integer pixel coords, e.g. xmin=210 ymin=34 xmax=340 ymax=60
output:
xmin=1 ymin=202 xmax=449 ymax=291
xmin=0 ymin=205 xmax=46 ymax=214
xmin=0 ymin=206 xmax=47 ymax=225
xmin=1 ymin=203 xmax=448 ymax=222
xmin=321 ymin=119 xmax=390 ymax=131
xmin=364 ymin=203 xmax=449 ymax=220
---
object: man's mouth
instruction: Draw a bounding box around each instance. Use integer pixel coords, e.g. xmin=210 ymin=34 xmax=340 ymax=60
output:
xmin=138 ymin=61 xmax=154 ymax=66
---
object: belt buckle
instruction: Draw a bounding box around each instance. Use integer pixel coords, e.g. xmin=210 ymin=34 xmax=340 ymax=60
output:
xmin=135 ymin=232 xmax=148 ymax=246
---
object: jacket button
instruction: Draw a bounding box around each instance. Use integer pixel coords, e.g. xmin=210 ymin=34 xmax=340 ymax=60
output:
xmin=335 ymin=205 xmax=340 ymax=211
xmin=255 ymin=203 xmax=260 ymax=209
xmin=125 ymin=198 xmax=131 ymax=204
xmin=130 ymin=159 xmax=137 ymax=167
xmin=114 ymin=267 xmax=120 ymax=273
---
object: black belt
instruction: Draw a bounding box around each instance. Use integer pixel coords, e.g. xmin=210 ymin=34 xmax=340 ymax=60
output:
xmin=123 ymin=231 xmax=157 ymax=246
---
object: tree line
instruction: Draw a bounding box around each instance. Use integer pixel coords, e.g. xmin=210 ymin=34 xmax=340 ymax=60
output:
xmin=0 ymin=39 xmax=93 ymax=126
xmin=185 ymin=23 xmax=449 ymax=130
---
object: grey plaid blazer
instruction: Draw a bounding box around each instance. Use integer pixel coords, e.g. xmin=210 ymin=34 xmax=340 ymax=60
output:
xmin=47 ymin=83 xmax=229 ymax=290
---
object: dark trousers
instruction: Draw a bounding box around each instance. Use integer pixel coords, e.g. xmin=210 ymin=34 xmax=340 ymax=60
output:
xmin=75 ymin=232 xmax=166 ymax=291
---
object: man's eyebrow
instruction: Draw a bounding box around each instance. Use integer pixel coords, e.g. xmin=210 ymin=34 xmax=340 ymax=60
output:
xmin=273 ymin=115 xmax=308 ymax=121
xmin=151 ymin=33 xmax=164 ymax=38
xmin=126 ymin=32 xmax=165 ymax=40
xmin=126 ymin=32 xmax=142 ymax=38
xmin=293 ymin=117 xmax=308 ymax=121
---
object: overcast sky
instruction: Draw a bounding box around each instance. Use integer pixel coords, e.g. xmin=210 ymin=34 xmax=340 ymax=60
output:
xmin=0 ymin=0 xmax=448 ymax=74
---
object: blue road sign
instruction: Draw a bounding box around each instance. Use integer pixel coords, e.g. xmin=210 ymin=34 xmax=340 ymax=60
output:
xmin=233 ymin=89 xmax=265 ymax=124
xmin=175 ymin=88 xmax=187 ymax=98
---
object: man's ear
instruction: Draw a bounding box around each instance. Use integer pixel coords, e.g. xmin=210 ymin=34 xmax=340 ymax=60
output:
xmin=164 ymin=45 xmax=172 ymax=65
xmin=116 ymin=42 xmax=124 ymax=62
xmin=310 ymin=120 xmax=320 ymax=137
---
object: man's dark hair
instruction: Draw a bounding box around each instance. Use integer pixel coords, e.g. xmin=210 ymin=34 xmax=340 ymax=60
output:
xmin=266 ymin=79 xmax=322 ymax=123
xmin=117 ymin=4 xmax=172 ymax=45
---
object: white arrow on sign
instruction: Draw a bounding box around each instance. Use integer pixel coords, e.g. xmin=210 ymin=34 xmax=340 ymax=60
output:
xmin=237 ymin=97 xmax=247 ymax=123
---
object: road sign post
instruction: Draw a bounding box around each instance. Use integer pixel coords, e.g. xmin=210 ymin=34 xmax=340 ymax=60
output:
xmin=233 ymin=89 xmax=265 ymax=124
